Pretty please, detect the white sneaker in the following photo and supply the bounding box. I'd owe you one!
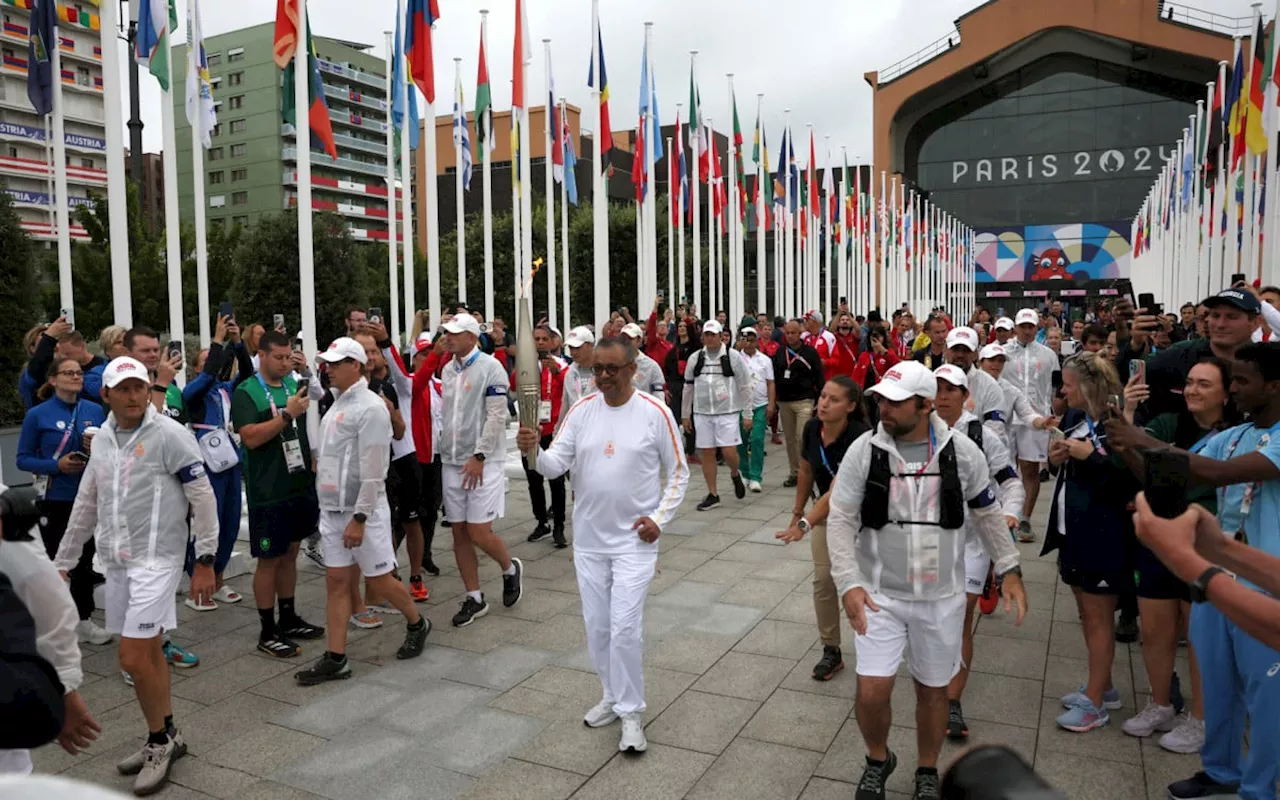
[583,698,618,728]
[75,619,113,645]
[212,586,243,604]
[619,713,647,753]
[1158,714,1206,754]
[1122,701,1177,737]
[748,480,762,493]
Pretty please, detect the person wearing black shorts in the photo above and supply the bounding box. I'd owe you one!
[231,331,325,657]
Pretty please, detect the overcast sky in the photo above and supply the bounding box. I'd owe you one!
[120,0,1263,167]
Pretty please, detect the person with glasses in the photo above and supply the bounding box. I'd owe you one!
[681,320,754,510]
[516,337,689,755]
[16,356,109,646]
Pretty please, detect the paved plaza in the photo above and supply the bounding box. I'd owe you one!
[32,437,1198,800]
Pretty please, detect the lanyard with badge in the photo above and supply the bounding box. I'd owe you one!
[1221,424,1271,544]
[902,428,941,585]
[783,347,808,381]
[539,362,554,424]
[1083,415,1108,456]
[259,374,305,473]
[34,401,81,498]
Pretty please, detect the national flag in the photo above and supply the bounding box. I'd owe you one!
[631,112,646,201]
[548,51,563,183]
[732,93,746,223]
[1227,42,1246,170]
[392,14,420,151]
[25,0,54,115]
[280,8,338,162]
[1206,75,1224,183]
[807,131,819,220]
[1247,14,1269,155]
[674,112,690,224]
[710,126,725,219]
[185,0,217,149]
[633,38,653,201]
[823,145,835,223]
[405,0,441,104]
[563,104,579,205]
[689,67,708,182]
[512,0,530,112]
[135,0,174,91]
[475,26,492,154]
[453,68,472,190]
[587,28,612,161]
[670,111,684,225]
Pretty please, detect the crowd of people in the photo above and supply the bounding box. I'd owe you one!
[2,281,1279,800]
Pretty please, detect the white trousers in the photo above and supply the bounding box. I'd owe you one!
[575,550,657,716]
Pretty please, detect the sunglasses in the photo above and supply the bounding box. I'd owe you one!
[591,362,633,376]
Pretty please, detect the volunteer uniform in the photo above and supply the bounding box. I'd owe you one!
[438,346,510,523]
[949,409,1024,595]
[738,344,774,485]
[681,335,753,450]
[1002,317,1057,463]
[562,361,598,410]
[531,390,688,719]
[621,323,666,397]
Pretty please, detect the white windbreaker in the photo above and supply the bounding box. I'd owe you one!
[953,410,1025,523]
[633,351,666,397]
[681,345,753,419]
[561,361,597,412]
[826,413,1020,602]
[437,347,510,466]
[55,406,217,572]
[1002,339,1057,417]
[965,366,1011,449]
[996,377,1043,438]
[0,537,83,694]
[316,377,392,517]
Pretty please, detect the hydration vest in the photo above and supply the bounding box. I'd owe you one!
[860,438,965,531]
[966,419,983,452]
[692,349,734,379]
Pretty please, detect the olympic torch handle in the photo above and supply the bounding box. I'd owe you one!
[515,296,541,470]
[518,386,541,469]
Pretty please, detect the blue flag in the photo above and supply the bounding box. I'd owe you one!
[564,121,579,206]
[27,0,55,116]
[392,14,420,150]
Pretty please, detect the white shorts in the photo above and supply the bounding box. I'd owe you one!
[442,460,507,525]
[104,566,181,640]
[853,591,967,687]
[694,413,742,449]
[963,537,991,596]
[319,501,398,577]
[1014,426,1049,463]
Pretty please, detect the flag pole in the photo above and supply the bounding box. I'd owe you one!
[421,5,438,329]
[783,109,792,316]
[51,7,72,316]
[454,57,467,305]
[543,39,557,328]
[591,0,608,330]
[560,96,571,326]
[644,23,657,314]
[397,0,415,335]
[480,9,494,322]
[518,40,533,326]
[512,87,523,325]
[824,134,832,317]
[188,0,210,347]
[295,0,316,365]
[384,29,401,346]
[676,102,685,308]
[727,73,737,325]
[707,114,717,319]
[667,134,674,304]
[690,51,701,318]
[755,94,765,316]
[161,30,184,381]
[100,0,131,327]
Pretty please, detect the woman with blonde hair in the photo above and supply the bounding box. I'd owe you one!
[97,325,128,359]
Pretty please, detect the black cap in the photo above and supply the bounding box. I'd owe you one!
[1203,288,1262,314]
[867,310,883,323]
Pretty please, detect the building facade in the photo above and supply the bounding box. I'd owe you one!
[0,0,106,242]
[172,22,405,242]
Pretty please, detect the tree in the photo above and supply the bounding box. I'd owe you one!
[0,193,41,424]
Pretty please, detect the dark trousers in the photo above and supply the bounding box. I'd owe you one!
[38,499,96,620]
[421,457,442,551]
[523,433,566,525]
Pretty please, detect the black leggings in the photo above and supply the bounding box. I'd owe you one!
[421,457,442,551]
[37,499,96,620]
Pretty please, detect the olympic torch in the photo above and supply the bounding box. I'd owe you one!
[515,290,541,470]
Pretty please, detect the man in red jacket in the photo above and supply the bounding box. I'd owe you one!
[801,310,839,377]
[514,326,569,547]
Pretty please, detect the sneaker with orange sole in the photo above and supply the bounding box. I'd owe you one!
[978,565,999,615]
[409,576,430,602]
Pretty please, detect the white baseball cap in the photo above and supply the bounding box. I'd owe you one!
[565,326,595,349]
[994,317,1014,331]
[442,313,482,336]
[412,332,434,355]
[102,357,149,389]
[318,336,368,365]
[934,364,969,390]
[739,326,758,337]
[620,323,644,340]
[979,343,1006,360]
[945,326,979,351]
[702,320,724,335]
[1015,309,1039,327]
[866,360,937,402]
[804,309,824,324]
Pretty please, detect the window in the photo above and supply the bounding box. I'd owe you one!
[79,158,92,168]
[230,119,246,134]
[227,48,244,63]
[232,191,248,205]
[209,195,226,208]
[228,95,243,110]
[209,171,224,184]
[211,123,221,138]
[210,76,221,88]
[209,147,224,161]
[7,146,19,158]
[231,168,247,181]
[228,72,243,86]
[230,143,246,158]
[77,67,90,86]
[232,215,249,227]
[207,53,221,67]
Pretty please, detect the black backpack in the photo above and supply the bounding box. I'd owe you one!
[692,349,734,379]
[860,439,965,531]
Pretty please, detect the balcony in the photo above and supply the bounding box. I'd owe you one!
[282,169,400,198]
[3,22,102,63]
[0,154,107,185]
[322,83,388,114]
[315,57,384,91]
[328,106,388,134]
[281,146,386,178]
[284,192,400,221]
[281,123,385,156]
[0,121,106,152]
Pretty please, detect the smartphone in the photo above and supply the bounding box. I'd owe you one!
[1129,359,1146,384]
[218,301,234,320]
[1109,393,1124,413]
[67,451,89,463]
[368,306,382,324]
[1231,273,1247,286]
[296,382,308,398]
[1060,339,1079,357]
[1049,427,1066,444]
[1142,448,1190,519]
[61,307,74,331]
[656,290,665,301]
[1137,293,1156,313]
[291,338,303,353]
[273,313,285,330]
[166,340,182,360]
[839,296,847,305]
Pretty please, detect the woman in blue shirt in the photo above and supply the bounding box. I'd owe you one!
[15,356,109,644]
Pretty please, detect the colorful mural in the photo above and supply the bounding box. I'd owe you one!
[973,221,1130,283]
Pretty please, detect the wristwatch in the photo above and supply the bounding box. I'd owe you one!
[195,554,215,567]
[996,565,1023,584]
[150,384,168,394]
[474,453,486,462]
[353,512,368,524]
[1188,566,1227,603]
[796,518,813,535]
[280,410,294,425]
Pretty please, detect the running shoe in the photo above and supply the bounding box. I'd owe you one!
[1166,771,1240,799]
[422,555,441,577]
[619,713,647,753]
[184,596,217,612]
[212,586,243,604]
[452,595,490,627]
[946,699,968,740]
[527,520,552,542]
[811,646,844,681]
[552,524,568,549]
[121,670,134,687]
[349,610,384,629]
[1115,612,1139,643]
[294,653,353,686]
[257,635,301,659]
[117,729,185,776]
[731,473,746,499]
[132,735,183,796]
[279,616,326,640]
[503,558,524,608]
[441,520,452,528]
[748,480,763,493]
[855,749,897,800]
[163,641,199,669]
[1123,702,1177,737]
[1056,698,1110,732]
[302,536,325,568]
[912,769,941,800]
[1158,715,1205,754]
[696,493,722,511]
[782,476,798,488]
[1016,520,1035,543]
[771,433,783,445]
[584,698,619,728]
[396,618,431,660]
[75,619,113,645]
[1061,685,1122,710]
[409,576,430,602]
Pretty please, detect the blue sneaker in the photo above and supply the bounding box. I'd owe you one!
[1057,699,1110,732]
[1061,685,1121,710]
[163,640,200,669]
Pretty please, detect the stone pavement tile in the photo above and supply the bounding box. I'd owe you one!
[273,678,410,738]
[65,694,202,758]
[489,686,590,724]
[1140,739,1201,800]
[203,722,328,778]
[458,758,585,800]
[655,546,715,573]
[734,619,818,659]
[573,744,716,800]
[271,727,474,800]
[1052,590,1083,622]
[644,666,700,718]
[691,651,798,702]
[648,579,727,607]
[415,708,550,777]
[973,606,1053,643]
[424,611,541,654]
[1131,652,1190,696]
[663,518,709,536]
[364,644,480,688]
[511,718,625,775]
[714,517,772,536]
[799,777,911,800]
[519,556,578,582]
[687,737,822,800]
[778,649,857,699]
[727,503,784,522]
[444,644,558,691]
[679,532,743,553]
[248,661,374,707]
[717,541,789,564]
[1034,697,1142,765]
[767,591,817,625]
[238,780,330,800]
[685,557,758,585]
[719,577,798,609]
[814,720,919,794]
[684,602,767,638]
[381,678,499,735]
[1048,619,1086,658]
[643,601,703,640]
[553,645,596,673]
[741,687,852,752]
[169,756,262,799]
[1019,558,1059,586]
[514,613,589,652]
[969,634,1047,681]
[644,630,739,674]
[174,624,293,673]
[76,667,151,714]
[1033,750,1145,800]
[1040,654,1134,707]
[957,671,1043,729]
[181,691,297,755]
[645,690,761,755]
[520,665,602,701]
[490,589,579,622]
[748,559,813,585]
[645,567,688,597]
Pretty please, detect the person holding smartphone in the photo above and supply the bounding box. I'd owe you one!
[15,356,109,646]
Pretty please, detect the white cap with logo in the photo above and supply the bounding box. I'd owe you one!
[934,364,969,390]
[1014,309,1039,327]
[945,326,979,351]
[318,336,368,365]
[442,313,482,336]
[979,343,1006,360]
[102,357,149,389]
[620,323,644,340]
[994,317,1014,331]
[701,319,724,335]
[565,326,596,348]
[866,360,937,402]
